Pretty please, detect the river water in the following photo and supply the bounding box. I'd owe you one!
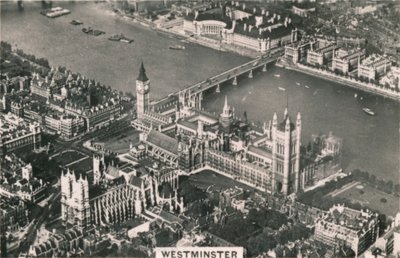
[1,1,398,181]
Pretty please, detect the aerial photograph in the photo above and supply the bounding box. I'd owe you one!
[0,0,399,257]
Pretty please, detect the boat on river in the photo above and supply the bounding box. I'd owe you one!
[278,87,286,91]
[70,20,83,25]
[169,45,185,50]
[41,7,70,18]
[82,27,105,36]
[363,108,375,116]
[108,34,134,43]
[274,74,280,78]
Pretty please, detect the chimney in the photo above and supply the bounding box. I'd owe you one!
[244,23,247,31]
[253,7,256,14]
[249,25,253,32]
[195,10,199,19]
[261,9,265,15]
[242,3,245,10]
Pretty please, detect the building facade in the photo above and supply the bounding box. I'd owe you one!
[332,48,366,74]
[314,204,379,256]
[0,112,41,157]
[358,54,392,81]
[183,3,298,53]
[61,155,182,230]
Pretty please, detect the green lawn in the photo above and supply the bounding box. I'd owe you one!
[189,170,255,192]
[98,129,140,154]
[334,183,400,216]
[53,150,87,166]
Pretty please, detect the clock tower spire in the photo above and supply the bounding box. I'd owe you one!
[136,61,150,119]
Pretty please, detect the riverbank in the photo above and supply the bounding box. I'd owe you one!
[279,60,400,102]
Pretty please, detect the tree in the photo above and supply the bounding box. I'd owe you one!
[178,180,206,203]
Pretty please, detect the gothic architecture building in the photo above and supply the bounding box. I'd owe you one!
[60,154,183,229]
[130,63,307,195]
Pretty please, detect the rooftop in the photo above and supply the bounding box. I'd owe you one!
[146,130,179,155]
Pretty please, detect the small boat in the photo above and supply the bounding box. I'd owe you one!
[82,27,105,36]
[354,93,358,98]
[363,108,375,116]
[120,37,133,43]
[70,20,83,25]
[305,85,310,89]
[274,74,280,78]
[109,34,133,43]
[278,87,286,91]
[169,45,185,50]
[82,27,93,34]
[296,82,300,86]
[108,34,122,41]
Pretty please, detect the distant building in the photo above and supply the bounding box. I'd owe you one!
[306,39,338,66]
[332,48,366,74]
[0,197,29,233]
[314,204,379,256]
[183,2,298,52]
[364,213,400,258]
[64,98,121,132]
[44,112,85,139]
[358,54,391,81]
[0,154,47,203]
[379,65,400,91]
[284,39,316,63]
[0,112,41,157]
[27,227,84,257]
[292,5,316,17]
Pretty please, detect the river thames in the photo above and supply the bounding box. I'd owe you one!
[1,1,398,181]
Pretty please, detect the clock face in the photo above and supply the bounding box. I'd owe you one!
[144,84,149,91]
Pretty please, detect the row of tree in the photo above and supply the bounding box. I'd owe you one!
[1,41,48,78]
[15,49,50,68]
[351,169,400,195]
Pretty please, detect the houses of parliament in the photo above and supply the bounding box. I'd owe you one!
[60,62,318,229]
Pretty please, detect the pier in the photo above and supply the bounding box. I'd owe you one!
[177,51,282,109]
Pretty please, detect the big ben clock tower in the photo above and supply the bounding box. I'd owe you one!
[136,62,150,119]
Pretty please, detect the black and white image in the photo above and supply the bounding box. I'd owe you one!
[0,0,399,257]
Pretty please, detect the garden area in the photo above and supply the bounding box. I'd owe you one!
[333,182,399,216]
[95,127,139,154]
[52,150,88,167]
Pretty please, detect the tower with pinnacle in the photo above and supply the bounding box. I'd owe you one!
[136,62,150,119]
[271,108,301,195]
[219,96,234,130]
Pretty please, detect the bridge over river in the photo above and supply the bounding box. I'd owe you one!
[176,50,283,109]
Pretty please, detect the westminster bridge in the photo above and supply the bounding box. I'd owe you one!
[176,49,283,110]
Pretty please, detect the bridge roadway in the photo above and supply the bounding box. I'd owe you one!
[177,50,283,99]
